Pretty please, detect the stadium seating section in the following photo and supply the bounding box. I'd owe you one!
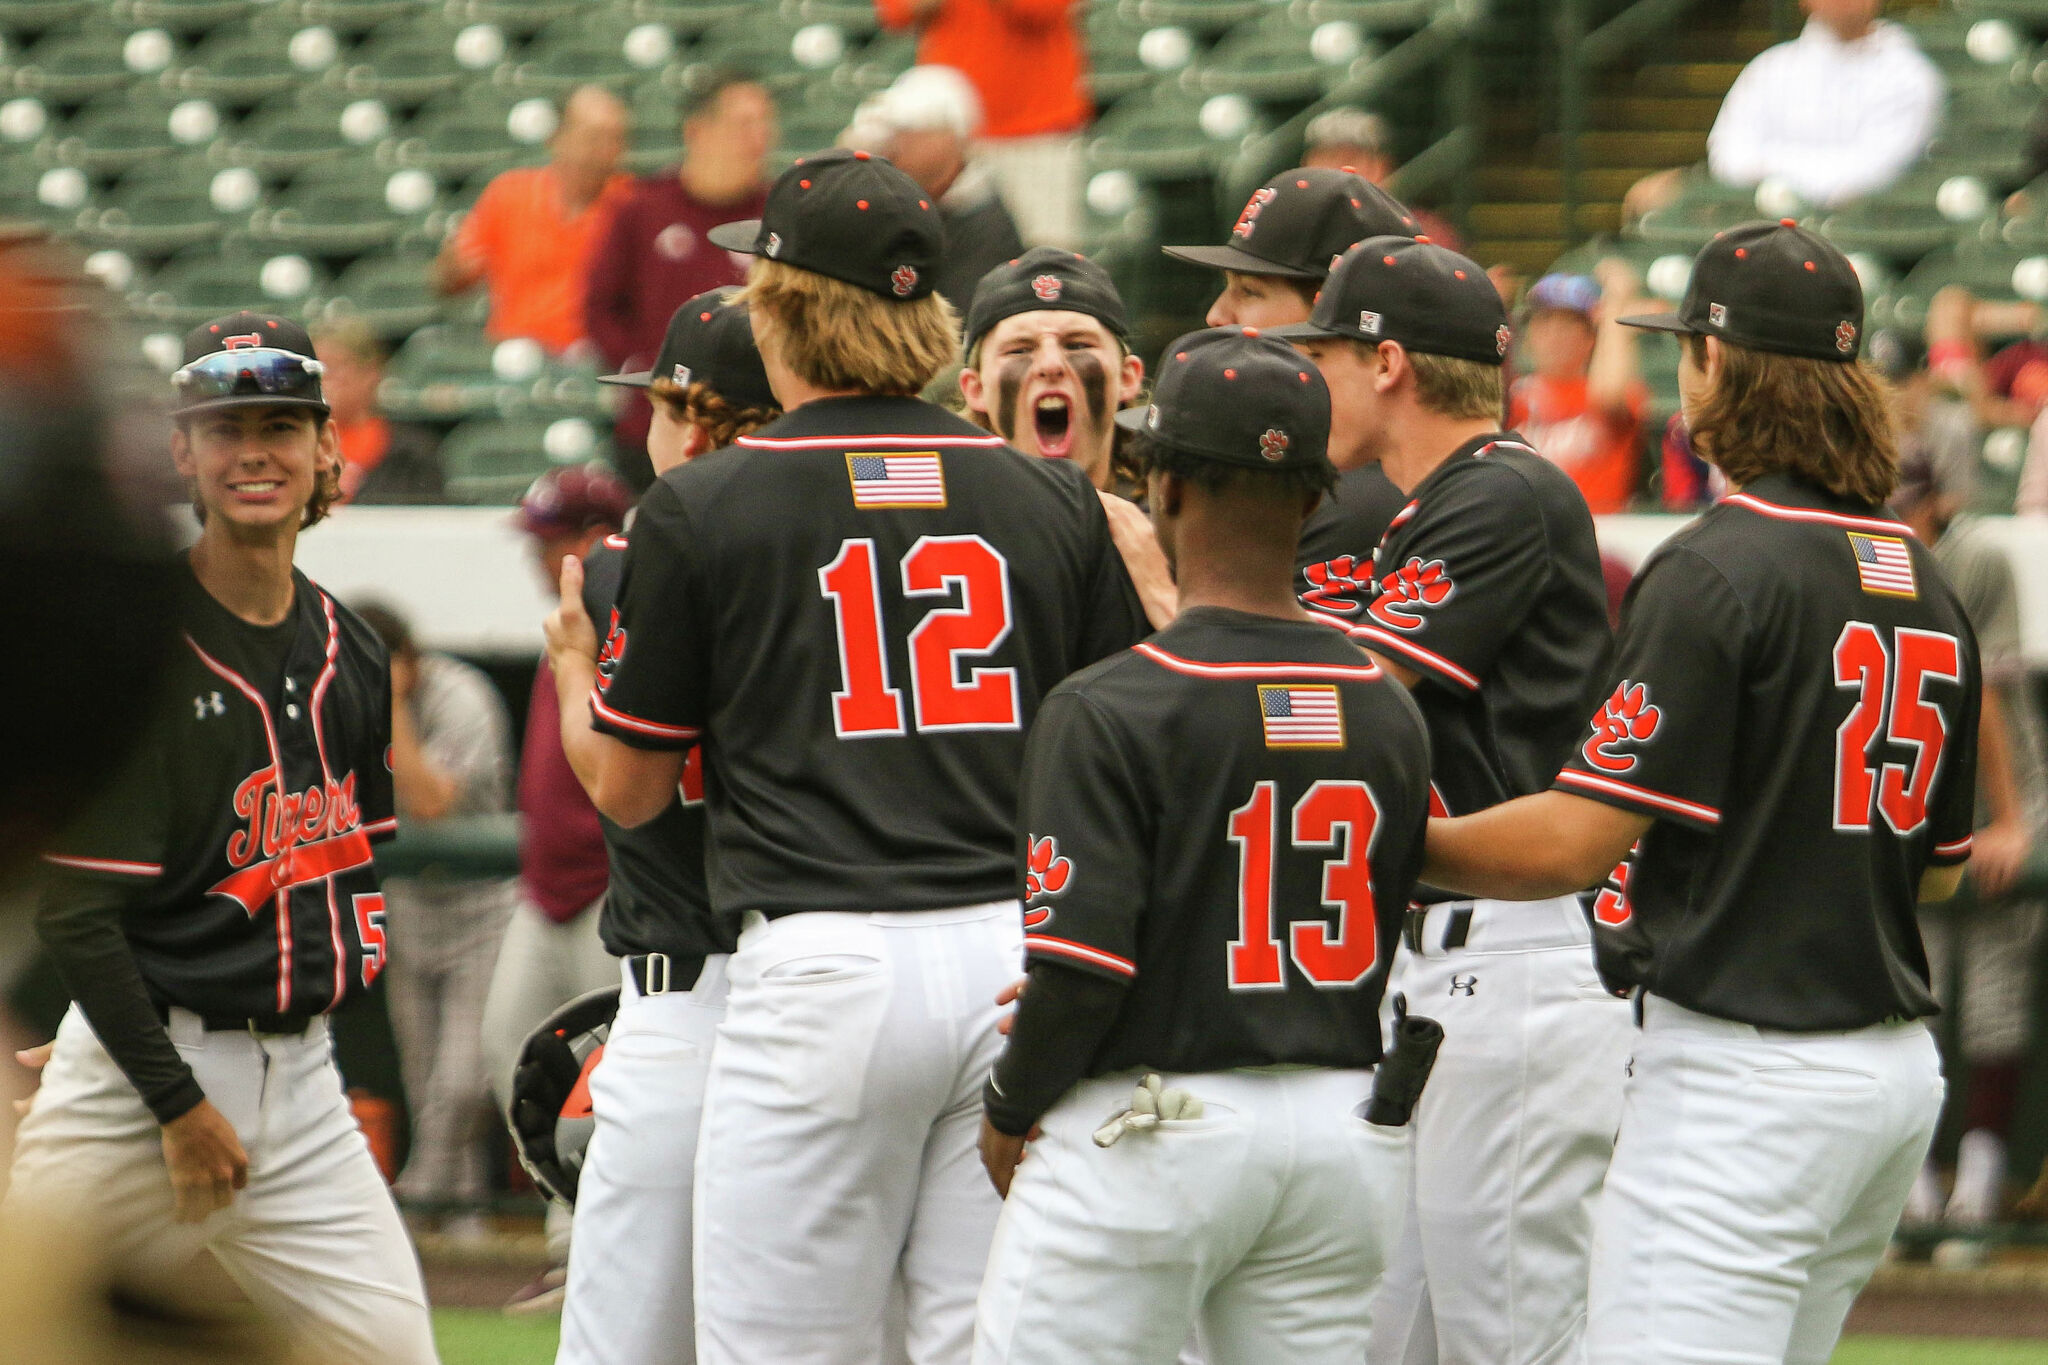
[1,0,2042,507]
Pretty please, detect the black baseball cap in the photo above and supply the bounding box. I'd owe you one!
[1113,326,1331,472]
[1162,168,1418,281]
[599,286,775,409]
[707,148,941,302]
[1267,236,1511,365]
[962,247,1130,355]
[172,311,328,417]
[1620,219,1865,363]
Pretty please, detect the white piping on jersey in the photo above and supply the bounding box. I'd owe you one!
[588,689,701,743]
[187,632,295,1014]
[1343,624,1482,691]
[735,433,1008,450]
[1556,768,1722,826]
[1131,641,1384,683]
[1025,933,1137,977]
[43,854,163,877]
[1721,493,1917,538]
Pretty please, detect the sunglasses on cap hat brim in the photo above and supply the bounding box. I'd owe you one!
[171,347,329,414]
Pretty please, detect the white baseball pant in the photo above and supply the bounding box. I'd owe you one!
[2,1004,436,1365]
[975,1066,1409,1365]
[692,902,1021,1365]
[557,953,729,1365]
[1584,994,1944,1365]
[1367,895,1632,1365]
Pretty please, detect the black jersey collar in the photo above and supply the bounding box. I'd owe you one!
[1410,429,1529,499]
[1722,473,1911,536]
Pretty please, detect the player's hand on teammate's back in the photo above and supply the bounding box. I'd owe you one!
[544,556,601,668]
[1097,492,1177,631]
[161,1099,249,1222]
[1969,819,2030,900]
[979,1115,1036,1199]
[994,975,1027,1036]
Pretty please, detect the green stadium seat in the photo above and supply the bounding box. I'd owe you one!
[1086,7,1191,105]
[0,2,97,34]
[1299,0,1441,27]
[838,29,914,93]
[328,17,487,103]
[626,0,756,37]
[226,94,385,175]
[250,166,434,254]
[390,98,542,181]
[4,28,150,100]
[166,28,302,102]
[444,0,574,37]
[774,80,862,163]
[440,417,593,503]
[120,0,259,34]
[1959,0,2048,37]
[1085,85,1269,181]
[1119,0,1264,37]
[53,95,224,175]
[380,322,507,421]
[780,0,881,39]
[505,30,646,96]
[1194,11,1380,102]
[288,0,431,37]
[316,249,441,338]
[74,173,249,253]
[0,157,90,230]
[135,245,328,329]
[691,16,842,94]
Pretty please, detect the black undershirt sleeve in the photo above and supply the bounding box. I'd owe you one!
[37,877,204,1125]
[983,960,1128,1137]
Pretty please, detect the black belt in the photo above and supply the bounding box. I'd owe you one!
[1402,904,1474,955]
[626,952,705,997]
[156,1002,314,1036]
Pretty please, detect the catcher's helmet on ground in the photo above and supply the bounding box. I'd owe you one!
[509,986,619,1207]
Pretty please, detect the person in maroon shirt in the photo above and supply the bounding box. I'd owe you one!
[585,70,775,489]
[478,462,632,1313]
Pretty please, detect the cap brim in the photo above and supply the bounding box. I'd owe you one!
[597,370,653,388]
[1113,407,1149,435]
[707,220,762,253]
[1617,310,1697,335]
[1262,320,1346,341]
[1160,243,1322,279]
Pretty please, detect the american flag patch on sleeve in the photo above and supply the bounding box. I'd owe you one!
[846,453,946,509]
[1847,532,1916,599]
[1259,684,1345,748]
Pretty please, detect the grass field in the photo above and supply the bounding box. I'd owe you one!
[429,1312,2048,1364]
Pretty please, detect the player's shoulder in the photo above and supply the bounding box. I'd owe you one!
[1420,434,1577,516]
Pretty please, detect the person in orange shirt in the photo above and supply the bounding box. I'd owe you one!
[1508,264,1650,515]
[873,0,1090,247]
[434,85,633,356]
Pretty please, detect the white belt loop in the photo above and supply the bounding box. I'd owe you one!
[644,951,671,996]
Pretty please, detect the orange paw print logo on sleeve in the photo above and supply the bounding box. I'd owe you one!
[1583,681,1662,774]
[595,609,627,694]
[1300,555,1375,616]
[1023,834,1072,928]
[1366,557,1456,632]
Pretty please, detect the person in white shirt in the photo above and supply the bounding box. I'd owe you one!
[1626,0,1941,219]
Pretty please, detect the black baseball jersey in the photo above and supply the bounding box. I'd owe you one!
[581,535,738,963]
[43,558,397,1018]
[1556,474,1981,1030]
[1348,434,1612,822]
[1296,463,1407,621]
[1016,607,1433,1072]
[592,395,1149,917]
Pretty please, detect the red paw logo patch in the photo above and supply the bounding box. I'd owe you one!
[1367,557,1456,632]
[1023,834,1072,928]
[595,610,627,694]
[1583,681,1661,774]
[1300,555,1375,617]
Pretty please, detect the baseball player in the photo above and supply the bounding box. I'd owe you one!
[1161,168,1418,628]
[543,287,780,1365]
[1421,220,1981,1365]
[957,247,1173,626]
[974,326,1435,1364]
[555,148,1149,1364]
[1270,239,1624,1365]
[4,311,435,1364]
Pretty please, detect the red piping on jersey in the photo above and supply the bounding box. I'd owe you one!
[1131,641,1383,682]
[1556,769,1722,826]
[42,854,163,877]
[188,634,295,1013]
[1025,934,1137,977]
[588,689,701,742]
[1721,494,1917,538]
[735,433,1008,450]
[603,533,629,550]
[308,594,349,1013]
[1934,834,1974,857]
[1343,625,1481,691]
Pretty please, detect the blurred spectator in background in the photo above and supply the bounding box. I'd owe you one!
[354,603,514,1243]
[434,86,633,356]
[876,0,1089,247]
[1892,448,2044,1238]
[586,70,773,490]
[1301,106,1463,251]
[1624,0,1941,220]
[1507,264,1649,514]
[1871,326,1979,503]
[1925,286,2048,432]
[480,464,632,1313]
[311,318,444,505]
[1656,416,1719,511]
[844,66,1024,313]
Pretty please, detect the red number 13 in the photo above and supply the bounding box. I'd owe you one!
[1227,780,1382,990]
